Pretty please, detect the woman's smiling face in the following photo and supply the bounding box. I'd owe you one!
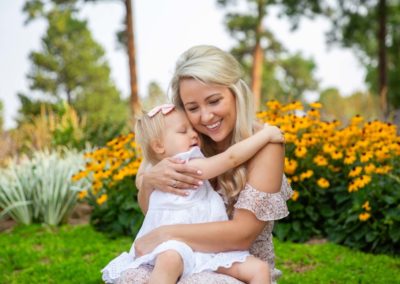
[179,78,237,149]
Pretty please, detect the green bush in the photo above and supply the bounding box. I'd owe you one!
[258,101,400,255]
[73,133,143,237]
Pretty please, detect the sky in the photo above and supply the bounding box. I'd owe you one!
[0,0,366,129]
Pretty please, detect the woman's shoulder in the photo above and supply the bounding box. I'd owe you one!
[247,143,285,194]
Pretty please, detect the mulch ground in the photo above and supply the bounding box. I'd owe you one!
[0,203,92,233]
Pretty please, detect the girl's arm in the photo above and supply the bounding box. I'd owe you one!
[134,143,284,255]
[188,125,283,180]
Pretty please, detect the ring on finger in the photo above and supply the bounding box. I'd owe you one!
[171,180,178,188]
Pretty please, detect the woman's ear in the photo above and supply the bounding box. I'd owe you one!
[150,139,165,155]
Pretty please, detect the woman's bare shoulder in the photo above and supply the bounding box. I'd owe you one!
[247,143,284,194]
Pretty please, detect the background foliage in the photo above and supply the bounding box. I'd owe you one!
[257,101,400,255]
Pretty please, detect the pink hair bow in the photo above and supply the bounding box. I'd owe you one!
[147,103,175,117]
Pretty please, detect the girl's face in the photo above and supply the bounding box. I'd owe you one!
[179,78,237,150]
[160,110,200,157]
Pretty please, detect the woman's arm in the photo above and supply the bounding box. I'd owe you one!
[134,143,285,255]
[136,158,203,214]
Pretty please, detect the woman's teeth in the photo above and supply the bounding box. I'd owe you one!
[206,121,221,130]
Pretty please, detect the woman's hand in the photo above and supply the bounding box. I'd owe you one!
[144,157,203,196]
[263,124,285,144]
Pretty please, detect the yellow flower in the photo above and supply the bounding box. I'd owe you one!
[344,155,356,165]
[360,152,373,163]
[291,190,299,201]
[317,178,330,189]
[351,115,364,125]
[266,100,281,111]
[362,201,371,211]
[71,170,88,182]
[348,166,362,178]
[364,163,376,174]
[284,158,298,175]
[348,181,359,193]
[359,212,371,222]
[330,150,343,160]
[375,165,392,174]
[78,190,88,200]
[309,102,322,109]
[313,155,328,167]
[96,194,108,206]
[323,144,336,154]
[300,170,314,181]
[295,146,307,158]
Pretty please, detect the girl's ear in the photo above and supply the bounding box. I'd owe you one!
[150,139,165,155]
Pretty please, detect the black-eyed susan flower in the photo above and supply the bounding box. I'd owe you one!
[360,151,373,163]
[300,170,314,181]
[364,163,376,174]
[313,155,328,167]
[309,102,322,109]
[348,166,363,178]
[331,150,343,160]
[362,201,371,211]
[291,190,299,201]
[359,212,371,222]
[284,158,298,175]
[344,154,356,165]
[317,178,330,189]
[96,194,108,205]
[295,146,307,158]
[78,190,88,200]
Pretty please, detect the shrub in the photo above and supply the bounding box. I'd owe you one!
[72,133,144,237]
[0,149,88,225]
[258,101,400,254]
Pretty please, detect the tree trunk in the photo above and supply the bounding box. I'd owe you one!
[125,0,140,126]
[251,0,265,112]
[378,0,388,119]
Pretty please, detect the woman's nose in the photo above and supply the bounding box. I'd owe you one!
[200,108,214,123]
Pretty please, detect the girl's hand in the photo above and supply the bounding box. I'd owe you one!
[263,124,285,144]
[144,157,203,196]
[134,227,166,257]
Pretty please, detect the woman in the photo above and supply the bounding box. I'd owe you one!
[120,45,292,284]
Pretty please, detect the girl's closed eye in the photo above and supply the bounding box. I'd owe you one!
[177,127,187,134]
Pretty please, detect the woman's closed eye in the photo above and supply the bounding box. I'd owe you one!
[209,98,221,105]
[186,106,198,112]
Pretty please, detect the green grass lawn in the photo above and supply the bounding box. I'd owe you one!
[0,225,399,284]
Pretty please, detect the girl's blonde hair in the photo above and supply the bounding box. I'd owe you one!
[135,111,168,165]
[170,45,255,213]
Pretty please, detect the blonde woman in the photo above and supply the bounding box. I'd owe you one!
[121,45,293,284]
[102,104,283,283]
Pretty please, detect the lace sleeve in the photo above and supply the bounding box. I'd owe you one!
[234,175,293,221]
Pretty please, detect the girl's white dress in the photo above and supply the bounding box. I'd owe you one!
[102,147,250,283]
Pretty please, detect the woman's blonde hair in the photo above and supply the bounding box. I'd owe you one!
[170,45,255,213]
[135,111,168,165]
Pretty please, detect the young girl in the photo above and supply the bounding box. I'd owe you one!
[101,103,284,284]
